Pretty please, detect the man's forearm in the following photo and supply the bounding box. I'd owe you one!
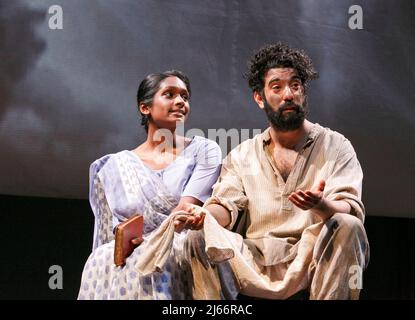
[205,203,232,228]
[311,199,351,221]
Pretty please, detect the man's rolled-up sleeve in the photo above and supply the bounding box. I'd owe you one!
[203,152,249,230]
[324,138,366,222]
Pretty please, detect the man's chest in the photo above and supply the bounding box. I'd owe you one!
[272,147,299,182]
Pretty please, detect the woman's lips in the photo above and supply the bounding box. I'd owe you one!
[170,111,185,117]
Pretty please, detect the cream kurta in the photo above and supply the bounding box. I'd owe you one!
[206,123,364,259]
[196,123,369,299]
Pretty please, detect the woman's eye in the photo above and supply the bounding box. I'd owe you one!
[164,92,173,98]
[181,95,189,101]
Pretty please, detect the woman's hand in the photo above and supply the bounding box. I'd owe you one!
[173,203,205,233]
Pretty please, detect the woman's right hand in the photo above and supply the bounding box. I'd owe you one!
[173,203,205,233]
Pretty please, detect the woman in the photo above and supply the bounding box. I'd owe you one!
[78,70,222,299]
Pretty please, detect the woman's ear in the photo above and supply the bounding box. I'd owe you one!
[139,103,150,115]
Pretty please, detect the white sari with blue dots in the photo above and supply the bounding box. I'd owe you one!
[78,138,222,300]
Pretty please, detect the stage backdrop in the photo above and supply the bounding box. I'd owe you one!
[1,0,414,218]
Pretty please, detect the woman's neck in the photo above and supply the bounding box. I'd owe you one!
[145,125,182,151]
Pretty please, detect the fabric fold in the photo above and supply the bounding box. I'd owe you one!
[135,211,186,275]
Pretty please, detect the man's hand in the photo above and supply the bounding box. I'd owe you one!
[173,203,205,233]
[288,180,325,211]
[288,180,352,220]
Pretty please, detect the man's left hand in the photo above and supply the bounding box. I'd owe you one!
[288,180,325,210]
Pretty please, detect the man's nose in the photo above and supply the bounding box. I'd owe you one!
[282,86,294,101]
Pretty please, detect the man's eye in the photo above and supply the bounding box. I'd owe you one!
[181,94,189,101]
[272,86,281,90]
[164,92,173,98]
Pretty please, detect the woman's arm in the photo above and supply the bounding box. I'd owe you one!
[173,196,203,212]
[173,139,223,232]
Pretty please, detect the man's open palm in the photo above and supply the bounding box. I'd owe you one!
[288,180,326,210]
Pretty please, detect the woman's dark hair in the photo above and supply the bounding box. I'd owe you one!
[137,70,191,132]
[246,42,318,93]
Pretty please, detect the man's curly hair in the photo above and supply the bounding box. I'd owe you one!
[246,42,318,93]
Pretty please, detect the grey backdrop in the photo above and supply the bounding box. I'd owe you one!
[1,0,414,218]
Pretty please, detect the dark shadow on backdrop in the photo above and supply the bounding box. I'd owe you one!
[0,0,414,220]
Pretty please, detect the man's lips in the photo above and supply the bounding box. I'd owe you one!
[280,103,300,112]
[282,106,297,112]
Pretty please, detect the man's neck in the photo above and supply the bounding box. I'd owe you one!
[269,120,313,150]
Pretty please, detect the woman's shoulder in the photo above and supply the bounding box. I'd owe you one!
[191,135,221,152]
[189,136,222,164]
[90,150,133,176]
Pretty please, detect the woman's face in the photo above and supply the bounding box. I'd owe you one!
[142,76,190,131]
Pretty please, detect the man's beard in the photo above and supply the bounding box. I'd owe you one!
[263,97,307,131]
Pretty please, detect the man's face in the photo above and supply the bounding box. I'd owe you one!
[256,68,307,131]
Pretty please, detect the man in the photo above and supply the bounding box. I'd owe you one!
[176,42,370,300]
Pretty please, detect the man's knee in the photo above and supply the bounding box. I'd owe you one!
[329,213,369,265]
[330,213,365,236]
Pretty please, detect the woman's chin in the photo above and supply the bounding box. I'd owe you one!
[171,116,187,125]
